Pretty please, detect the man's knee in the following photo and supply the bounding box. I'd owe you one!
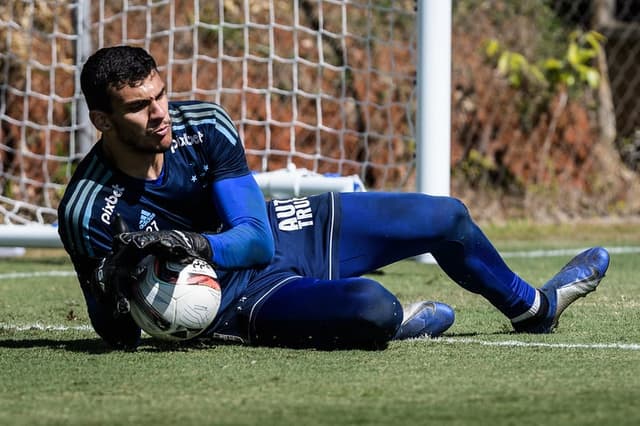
[341,278,403,342]
[415,194,472,238]
[250,276,402,349]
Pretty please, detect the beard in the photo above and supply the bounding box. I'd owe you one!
[114,120,173,154]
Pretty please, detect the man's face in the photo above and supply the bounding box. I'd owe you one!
[104,70,172,153]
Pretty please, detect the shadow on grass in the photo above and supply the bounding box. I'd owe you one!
[1,332,517,354]
[0,337,115,353]
[0,335,243,353]
[0,335,392,353]
[446,331,514,338]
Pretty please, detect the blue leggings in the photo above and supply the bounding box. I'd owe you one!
[251,192,536,347]
[337,192,536,313]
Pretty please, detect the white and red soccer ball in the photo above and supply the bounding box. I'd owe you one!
[129,255,221,341]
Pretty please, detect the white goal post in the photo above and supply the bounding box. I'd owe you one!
[0,0,450,248]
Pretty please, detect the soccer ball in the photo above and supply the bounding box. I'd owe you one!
[129,255,222,342]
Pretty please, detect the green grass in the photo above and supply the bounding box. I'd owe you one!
[1,223,640,425]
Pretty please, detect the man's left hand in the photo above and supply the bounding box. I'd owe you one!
[114,230,213,263]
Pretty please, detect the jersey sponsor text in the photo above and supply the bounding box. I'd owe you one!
[100,184,125,225]
[273,198,314,231]
[170,130,204,154]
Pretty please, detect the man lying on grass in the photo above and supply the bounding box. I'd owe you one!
[58,45,610,350]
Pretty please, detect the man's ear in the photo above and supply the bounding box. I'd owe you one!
[89,110,112,133]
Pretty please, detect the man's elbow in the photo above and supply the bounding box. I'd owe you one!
[253,230,275,264]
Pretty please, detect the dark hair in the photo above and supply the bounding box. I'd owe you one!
[80,45,158,112]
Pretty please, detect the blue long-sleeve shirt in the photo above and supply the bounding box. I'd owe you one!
[58,101,274,348]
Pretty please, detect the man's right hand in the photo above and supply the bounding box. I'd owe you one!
[89,243,143,317]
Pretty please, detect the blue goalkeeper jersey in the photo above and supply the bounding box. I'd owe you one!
[58,100,271,347]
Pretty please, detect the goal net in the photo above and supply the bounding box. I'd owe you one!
[0,0,420,242]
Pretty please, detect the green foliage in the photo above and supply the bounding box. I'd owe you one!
[484,30,605,93]
[618,133,640,172]
[455,148,497,181]
[481,29,606,190]
[3,181,13,199]
[50,157,72,186]
[453,149,523,191]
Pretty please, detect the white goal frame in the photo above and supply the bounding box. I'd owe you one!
[0,0,450,248]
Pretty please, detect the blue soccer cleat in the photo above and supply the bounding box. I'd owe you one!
[513,246,610,333]
[394,301,455,340]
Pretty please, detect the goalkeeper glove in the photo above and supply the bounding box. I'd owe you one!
[113,230,213,264]
[90,244,142,317]
[89,228,212,318]
[88,214,140,317]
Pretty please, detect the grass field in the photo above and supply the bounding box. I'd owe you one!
[1,222,639,425]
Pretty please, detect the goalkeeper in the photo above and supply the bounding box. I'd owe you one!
[58,45,610,350]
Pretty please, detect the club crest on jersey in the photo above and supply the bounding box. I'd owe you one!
[170,130,204,154]
[100,184,125,226]
[273,198,314,231]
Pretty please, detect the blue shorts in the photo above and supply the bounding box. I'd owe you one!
[206,192,342,342]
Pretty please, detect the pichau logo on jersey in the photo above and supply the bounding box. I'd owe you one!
[170,131,205,154]
[273,198,314,231]
[100,184,125,225]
